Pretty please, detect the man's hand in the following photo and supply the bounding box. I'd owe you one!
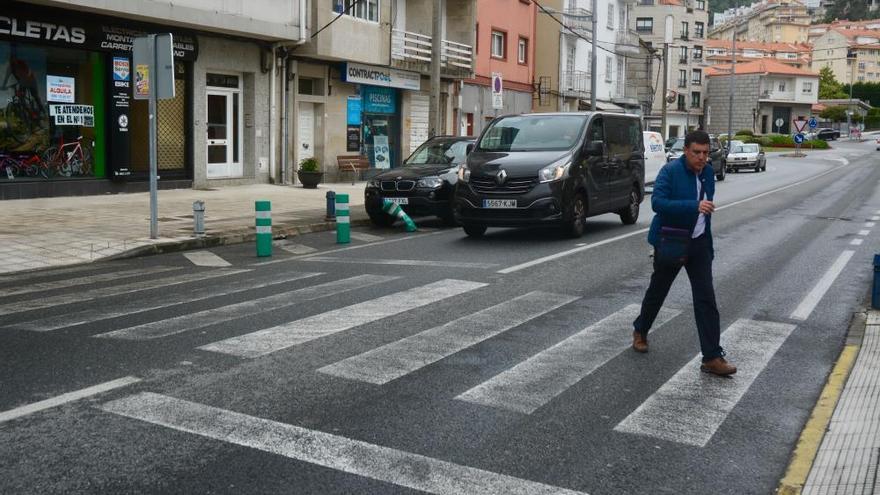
[698,200,715,215]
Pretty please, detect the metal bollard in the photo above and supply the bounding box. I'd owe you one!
[192,200,205,237]
[873,255,880,309]
[336,193,350,244]
[255,200,272,257]
[325,190,336,221]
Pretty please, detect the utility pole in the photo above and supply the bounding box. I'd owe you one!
[429,0,443,137]
[661,15,672,139]
[590,0,597,111]
[848,50,854,140]
[726,25,736,146]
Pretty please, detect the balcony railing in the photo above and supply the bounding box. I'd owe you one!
[562,8,592,36]
[615,29,641,55]
[679,56,688,64]
[677,80,687,88]
[561,70,591,96]
[391,29,473,73]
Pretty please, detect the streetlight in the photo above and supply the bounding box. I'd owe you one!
[847,48,855,140]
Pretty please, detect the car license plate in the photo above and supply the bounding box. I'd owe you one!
[483,199,517,208]
[386,197,408,205]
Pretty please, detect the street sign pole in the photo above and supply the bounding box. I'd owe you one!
[148,35,159,239]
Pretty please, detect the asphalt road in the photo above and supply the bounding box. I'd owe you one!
[1,140,878,494]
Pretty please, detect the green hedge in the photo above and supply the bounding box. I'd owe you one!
[737,129,755,137]
[732,135,830,149]
[865,115,880,130]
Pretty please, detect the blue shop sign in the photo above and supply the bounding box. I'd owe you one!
[347,96,362,125]
[362,86,397,114]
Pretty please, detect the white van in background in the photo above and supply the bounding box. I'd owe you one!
[643,131,666,188]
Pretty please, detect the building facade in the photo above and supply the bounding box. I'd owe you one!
[709,0,810,44]
[811,29,880,86]
[703,40,812,69]
[631,0,710,139]
[705,58,817,135]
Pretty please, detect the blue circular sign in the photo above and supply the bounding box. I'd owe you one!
[794,133,805,144]
[808,117,817,129]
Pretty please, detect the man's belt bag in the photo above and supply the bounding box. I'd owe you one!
[656,226,692,266]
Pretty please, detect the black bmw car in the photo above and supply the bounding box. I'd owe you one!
[364,136,476,226]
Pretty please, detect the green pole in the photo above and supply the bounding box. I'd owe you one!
[336,193,350,244]
[255,200,272,256]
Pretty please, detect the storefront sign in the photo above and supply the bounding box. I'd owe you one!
[46,75,74,103]
[343,62,420,91]
[108,59,131,178]
[49,104,94,126]
[113,57,130,87]
[134,64,150,98]
[347,96,362,125]
[373,135,390,169]
[346,125,361,152]
[362,86,397,114]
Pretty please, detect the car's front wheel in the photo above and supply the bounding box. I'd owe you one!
[564,193,587,238]
[619,187,640,225]
[462,223,487,238]
[716,163,726,181]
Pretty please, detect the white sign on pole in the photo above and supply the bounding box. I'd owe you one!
[491,73,503,110]
[373,135,390,169]
[793,119,807,133]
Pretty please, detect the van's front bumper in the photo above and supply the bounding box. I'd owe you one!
[453,181,566,226]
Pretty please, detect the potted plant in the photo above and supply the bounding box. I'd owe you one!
[297,157,323,189]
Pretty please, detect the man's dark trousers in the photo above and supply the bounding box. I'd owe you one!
[633,233,724,361]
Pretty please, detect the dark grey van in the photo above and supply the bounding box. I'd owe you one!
[454,112,645,237]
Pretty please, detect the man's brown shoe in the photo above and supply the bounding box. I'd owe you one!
[700,357,737,376]
[632,331,648,353]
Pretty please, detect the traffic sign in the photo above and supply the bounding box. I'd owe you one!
[793,119,807,133]
[775,118,784,128]
[491,72,503,110]
[808,117,818,129]
[794,133,805,144]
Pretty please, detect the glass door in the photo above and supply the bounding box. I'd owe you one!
[206,90,241,178]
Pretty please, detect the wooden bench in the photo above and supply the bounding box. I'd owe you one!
[336,155,371,184]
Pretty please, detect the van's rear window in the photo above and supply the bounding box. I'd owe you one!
[478,115,588,152]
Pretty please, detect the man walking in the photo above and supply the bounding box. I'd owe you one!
[632,130,736,376]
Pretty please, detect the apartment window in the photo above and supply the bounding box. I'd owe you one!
[518,37,528,64]
[692,68,702,85]
[678,69,687,88]
[605,56,613,82]
[491,30,506,59]
[695,22,704,38]
[691,91,701,108]
[640,0,654,4]
[802,81,813,93]
[778,81,786,92]
[636,17,653,33]
[475,23,479,54]
[333,0,379,22]
[607,3,615,29]
[619,8,626,34]
[693,45,703,60]
[696,0,705,9]
[677,94,686,111]
[681,21,689,40]
[566,45,575,72]
[679,46,688,63]
[859,62,867,71]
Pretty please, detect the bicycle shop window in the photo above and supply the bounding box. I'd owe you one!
[0,42,99,180]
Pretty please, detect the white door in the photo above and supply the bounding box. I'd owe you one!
[409,94,429,154]
[298,102,315,163]
[206,90,242,178]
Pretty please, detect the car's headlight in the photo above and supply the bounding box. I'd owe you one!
[538,158,571,183]
[457,164,471,182]
[416,176,443,189]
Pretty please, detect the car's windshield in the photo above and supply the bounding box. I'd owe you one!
[478,115,588,151]
[670,139,685,152]
[405,140,471,165]
[734,144,759,153]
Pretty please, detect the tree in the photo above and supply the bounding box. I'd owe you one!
[820,106,848,122]
[824,0,878,22]
[819,67,848,99]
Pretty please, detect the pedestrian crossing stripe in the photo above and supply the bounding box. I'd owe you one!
[614,319,796,447]
[455,305,680,415]
[197,279,487,359]
[0,266,179,298]
[99,392,588,495]
[302,256,498,269]
[318,291,579,385]
[183,251,231,267]
[94,275,399,340]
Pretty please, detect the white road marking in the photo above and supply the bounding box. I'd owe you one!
[614,319,796,447]
[858,230,871,236]
[830,158,849,165]
[198,279,487,358]
[851,238,864,246]
[790,250,855,321]
[456,305,679,414]
[865,222,876,228]
[13,272,322,332]
[0,376,140,424]
[258,230,450,267]
[0,269,250,317]
[95,275,398,340]
[279,243,317,255]
[499,163,850,274]
[318,291,579,385]
[0,264,103,285]
[328,231,384,242]
[183,251,231,267]
[0,266,178,297]
[99,392,587,495]
[872,216,880,221]
[303,256,498,269]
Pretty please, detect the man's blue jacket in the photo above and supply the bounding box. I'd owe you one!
[648,155,715,254]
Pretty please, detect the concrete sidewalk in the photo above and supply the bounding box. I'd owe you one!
[0,182,370,275]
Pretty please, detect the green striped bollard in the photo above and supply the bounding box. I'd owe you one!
[255,200,272,257]
[382,198,417,232]
[336,193,350,244]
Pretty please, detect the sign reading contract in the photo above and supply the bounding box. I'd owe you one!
[49,104,94,126]
[343,62,420,91]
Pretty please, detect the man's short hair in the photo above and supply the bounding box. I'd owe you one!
[685,130,710,148]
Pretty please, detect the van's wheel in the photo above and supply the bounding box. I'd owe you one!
[619,187,640,225]
[716,162,726,181]
[462,223,487,238]
[564,193,587,238]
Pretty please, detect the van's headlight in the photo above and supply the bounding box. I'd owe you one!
[457,164,471,182]
[538,158,571,183]
[416,176,443,189]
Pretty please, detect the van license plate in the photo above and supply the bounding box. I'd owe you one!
[483,199,517,208]
[386,197,408,205]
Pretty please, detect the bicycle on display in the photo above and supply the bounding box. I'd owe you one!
[0,152,52,179]
[42,135,93,177]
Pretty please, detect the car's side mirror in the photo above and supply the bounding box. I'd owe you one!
[584,140,603,156]
[466,143,475,154]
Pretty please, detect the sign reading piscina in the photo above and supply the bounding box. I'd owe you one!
[343,62,420,91]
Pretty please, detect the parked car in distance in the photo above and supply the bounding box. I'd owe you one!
[666,138,684,162]
[726,139,745,151]
[664,136,678,152]
[709,135,726,182]
[364,135,475,226]
[454,112,645,238]
[726,143,766,172]
[813,128,840,141]
[643,131,666,187]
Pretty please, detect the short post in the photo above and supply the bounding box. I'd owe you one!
[255,200,272,257]
[192,200,205,237]
[336,193,350,244]
[873,254,880,309]
[325,190,336,221]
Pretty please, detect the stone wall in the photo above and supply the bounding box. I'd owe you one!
[705,73,761,135]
